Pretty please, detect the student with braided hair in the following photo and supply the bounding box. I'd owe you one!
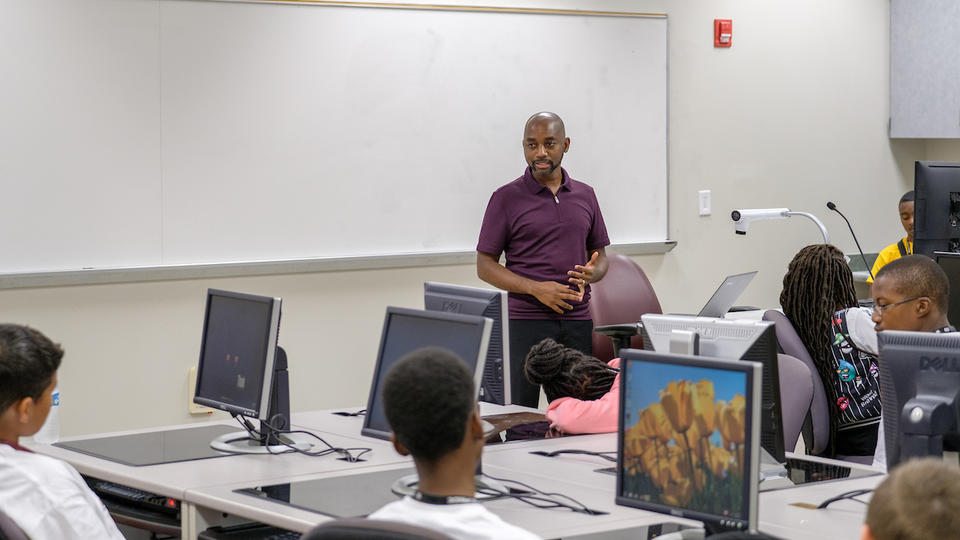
[524,338,619,434]
[779,244,865,457]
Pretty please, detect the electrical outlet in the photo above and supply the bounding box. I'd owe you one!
[188,366,214,415]
[698,190,712,216]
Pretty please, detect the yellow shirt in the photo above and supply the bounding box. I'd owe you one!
[867,237,912,283]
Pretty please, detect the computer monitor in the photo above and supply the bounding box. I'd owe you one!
[640,314,786,463]
[616,348,761,535]
[935,252,960,328]
[362,306,492,440]
[914,161,960,257]
[424,282,511,405]
[877,330,960,469]
[193,289,305,454]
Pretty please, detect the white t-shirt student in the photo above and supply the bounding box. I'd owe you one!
[369,495,541,540]
[0,442,125,540]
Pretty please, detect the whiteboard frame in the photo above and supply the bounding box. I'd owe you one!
[0,241,676,289]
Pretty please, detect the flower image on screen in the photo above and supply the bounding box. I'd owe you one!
[620,362,748,519]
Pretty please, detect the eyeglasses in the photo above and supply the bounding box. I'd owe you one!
[873,296,927,316]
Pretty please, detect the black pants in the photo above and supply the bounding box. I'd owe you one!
[509,319,594,407]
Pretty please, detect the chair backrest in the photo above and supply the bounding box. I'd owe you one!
[762,310,829,455]
[589,254,662,361]
[777,353,814,452]
[0,508,29,540]
[301,518,456,540]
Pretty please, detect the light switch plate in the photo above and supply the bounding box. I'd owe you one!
[698,190,712,216]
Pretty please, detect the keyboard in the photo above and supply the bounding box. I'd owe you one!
[85,477,180,517]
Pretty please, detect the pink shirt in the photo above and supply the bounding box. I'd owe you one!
[544,358,620,434]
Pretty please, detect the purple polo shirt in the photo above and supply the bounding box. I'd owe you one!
[477,167,610,320]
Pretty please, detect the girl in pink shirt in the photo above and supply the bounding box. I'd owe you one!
[524,339,620,434]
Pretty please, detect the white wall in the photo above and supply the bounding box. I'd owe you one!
[1,0,930,437]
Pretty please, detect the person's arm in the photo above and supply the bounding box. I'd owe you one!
[845,307,879,355]
[476,251,582,314]
[544,359,621,434]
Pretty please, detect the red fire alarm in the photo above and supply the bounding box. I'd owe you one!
[714,19,732,47]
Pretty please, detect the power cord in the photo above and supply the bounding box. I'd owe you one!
[529,449,617,462]
[817,488,873,509]
[230,414,372,462]
[478,472,607,515]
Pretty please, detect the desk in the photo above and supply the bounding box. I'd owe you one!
[27,406,880,539]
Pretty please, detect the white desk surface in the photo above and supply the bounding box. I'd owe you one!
[27,407,882,539]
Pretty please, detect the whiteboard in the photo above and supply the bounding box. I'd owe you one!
[0,0,667,273]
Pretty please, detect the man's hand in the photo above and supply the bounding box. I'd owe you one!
[567,251,600,296]
[531,281,582,314]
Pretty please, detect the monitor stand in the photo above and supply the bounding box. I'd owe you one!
[209,347,311,455]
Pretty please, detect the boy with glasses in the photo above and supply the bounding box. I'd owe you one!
[829,255,953,460]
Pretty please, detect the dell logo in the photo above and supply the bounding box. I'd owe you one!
[919,356,960,372]
[440,300,462,313]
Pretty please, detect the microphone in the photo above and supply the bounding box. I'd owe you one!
[827,201,874,281]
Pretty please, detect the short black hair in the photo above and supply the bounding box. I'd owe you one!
[382,347,475,463]
[875,255,949,312]
[900,190,915,205]
[0,324,64,412]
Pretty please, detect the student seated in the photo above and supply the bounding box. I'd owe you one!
[867,190,914,283]
[780,244,864,457]
[368,347,540,540]
[861,458,960,540]
[0,324,125,539]
[523,338,619,434]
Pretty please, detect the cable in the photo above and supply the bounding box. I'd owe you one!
[528,449,617,462]
[817,488,873,509]
[479,472,607,515]
[331,409,366,417]
[229,414,372,462]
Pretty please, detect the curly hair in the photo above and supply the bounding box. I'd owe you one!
[524,338,617,403]
[779,244,857,456]
[382,347,475,463]
[0,324,64,413]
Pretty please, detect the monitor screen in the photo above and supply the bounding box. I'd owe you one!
[616,349,761,534]
[936,252,960,329]
[914,161,960,257]
[424,282,510,405]
[194,289,281,419]
[640,314,785,463]
[878,330,960,469]
[362,307,492,440]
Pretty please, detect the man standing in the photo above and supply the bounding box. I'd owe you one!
[477,112,609,407]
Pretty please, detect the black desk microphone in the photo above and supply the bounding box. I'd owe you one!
[827,201,874,281]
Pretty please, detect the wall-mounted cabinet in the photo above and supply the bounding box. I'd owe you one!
[890,0,960,138]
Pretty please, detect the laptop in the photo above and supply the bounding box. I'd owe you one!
[697,271,758,318]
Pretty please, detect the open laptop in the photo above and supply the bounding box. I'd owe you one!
[697,271,758,318]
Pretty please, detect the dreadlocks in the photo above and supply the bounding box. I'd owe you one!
[779,244,858,457]
[524,338,617,403]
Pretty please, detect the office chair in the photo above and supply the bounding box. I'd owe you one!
[300,518,455,540]
[762,310,830,456]
[0,508,28,540]
[777,353,814,453]
[590,254,662,361]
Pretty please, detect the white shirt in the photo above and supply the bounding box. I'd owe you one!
[369,496,541,540]
[0,443,125,540]
[842,308,888,470]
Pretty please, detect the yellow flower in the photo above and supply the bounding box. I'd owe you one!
[662,477,693,507]
[709,446,732,477]
[660,380,695,434]
[640,402,674,443]
[719,394,746,445]
[692,379,716,436]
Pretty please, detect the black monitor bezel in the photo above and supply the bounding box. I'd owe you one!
[361,306,491,441]
[914,161,960,257]
[193,288,281,420]
[615,348,761,534]
[423,281,511,405]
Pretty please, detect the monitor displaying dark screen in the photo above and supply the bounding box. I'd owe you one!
[362,307,492,440]
[936,252,960,328]
[194,289,280,419]
[617,349,761,534]
[914,161,960,257]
